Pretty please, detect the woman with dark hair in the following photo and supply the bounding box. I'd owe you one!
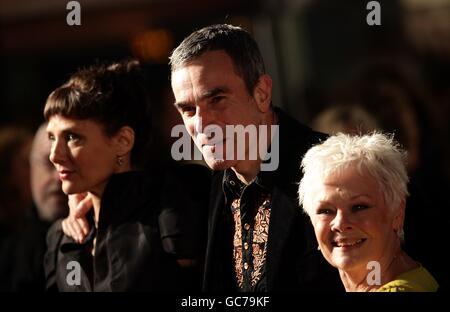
[44,60,180,291]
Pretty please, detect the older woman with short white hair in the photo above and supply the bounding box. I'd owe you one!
[298,132,438,292]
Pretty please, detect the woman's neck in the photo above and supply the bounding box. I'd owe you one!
[339,245,418,292]
[340,268,380,292]
[89,163,132,227]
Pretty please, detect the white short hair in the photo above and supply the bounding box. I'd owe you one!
[298,132,409,216]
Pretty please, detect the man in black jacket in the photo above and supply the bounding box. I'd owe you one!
[62,24,342,292]
[170,24,342,292]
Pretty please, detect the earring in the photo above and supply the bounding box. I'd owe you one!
[116,155,124,166]
[395,228,405,242]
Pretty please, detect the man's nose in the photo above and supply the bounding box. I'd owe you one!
[330,210,353,233]
[194,106,213,134]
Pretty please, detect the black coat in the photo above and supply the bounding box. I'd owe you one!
[0,218,48,291]
[203,108,344,292]
[44,171,183,292]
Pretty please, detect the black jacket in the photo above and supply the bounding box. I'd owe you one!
[203,108,344,292]
[44,171,182,291]
[0,218,48,291]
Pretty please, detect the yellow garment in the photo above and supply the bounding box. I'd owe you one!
[377,266,439,292]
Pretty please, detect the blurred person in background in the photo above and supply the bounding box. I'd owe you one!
[30,123,68,224]
[312,104,379,136]
[0,127,33,233]
[0,126,47,291]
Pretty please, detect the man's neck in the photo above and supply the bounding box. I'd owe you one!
[231,160,261,185]
[231,109,278,185]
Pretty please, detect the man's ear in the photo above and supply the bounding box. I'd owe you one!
[114,126,135,156]
[393,200,405,232]
[253,74,272,113]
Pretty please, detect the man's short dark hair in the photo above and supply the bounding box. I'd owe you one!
[169,24,266,95]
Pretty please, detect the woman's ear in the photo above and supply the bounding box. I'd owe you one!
[253,74,272,113]
[115,126,135,156]
[393,200,405,232]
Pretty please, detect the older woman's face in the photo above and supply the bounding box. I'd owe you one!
[47,115,119,196]
[307,166,402,273]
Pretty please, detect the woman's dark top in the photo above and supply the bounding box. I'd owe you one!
[44,171,183,291]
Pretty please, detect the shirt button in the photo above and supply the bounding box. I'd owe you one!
[244,223,250,231]
[230,180,236,186]
[244,242,249,250]
[244,262,249,270]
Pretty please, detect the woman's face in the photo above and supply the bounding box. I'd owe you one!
[47,115,120,196]
[306,165,402,273]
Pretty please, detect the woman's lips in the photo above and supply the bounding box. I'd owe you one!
[332,238,367,251]
[58,170,74,180]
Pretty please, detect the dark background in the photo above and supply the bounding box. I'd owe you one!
[1,0,449,295]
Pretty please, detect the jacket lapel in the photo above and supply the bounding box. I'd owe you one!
[265,187,297,291]
[203,171,227,291]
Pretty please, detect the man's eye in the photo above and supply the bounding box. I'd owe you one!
[352,204,369,212]
[67,133,80,142]
[210,96,224,104]
[48,134,55,141]
[181,106,196,116]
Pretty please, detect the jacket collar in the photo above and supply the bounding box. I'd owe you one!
[59,171,155,250]
[97,171,155,229]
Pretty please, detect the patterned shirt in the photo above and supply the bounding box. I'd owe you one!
[223,169,272,292]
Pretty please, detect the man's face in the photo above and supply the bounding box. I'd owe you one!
[171,50,267,171]
[30,125,68,222]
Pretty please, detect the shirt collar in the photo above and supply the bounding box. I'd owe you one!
[221,109,280,198]
[223,168,246,200]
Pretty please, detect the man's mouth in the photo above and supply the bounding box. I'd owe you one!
[201,138,227,148]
